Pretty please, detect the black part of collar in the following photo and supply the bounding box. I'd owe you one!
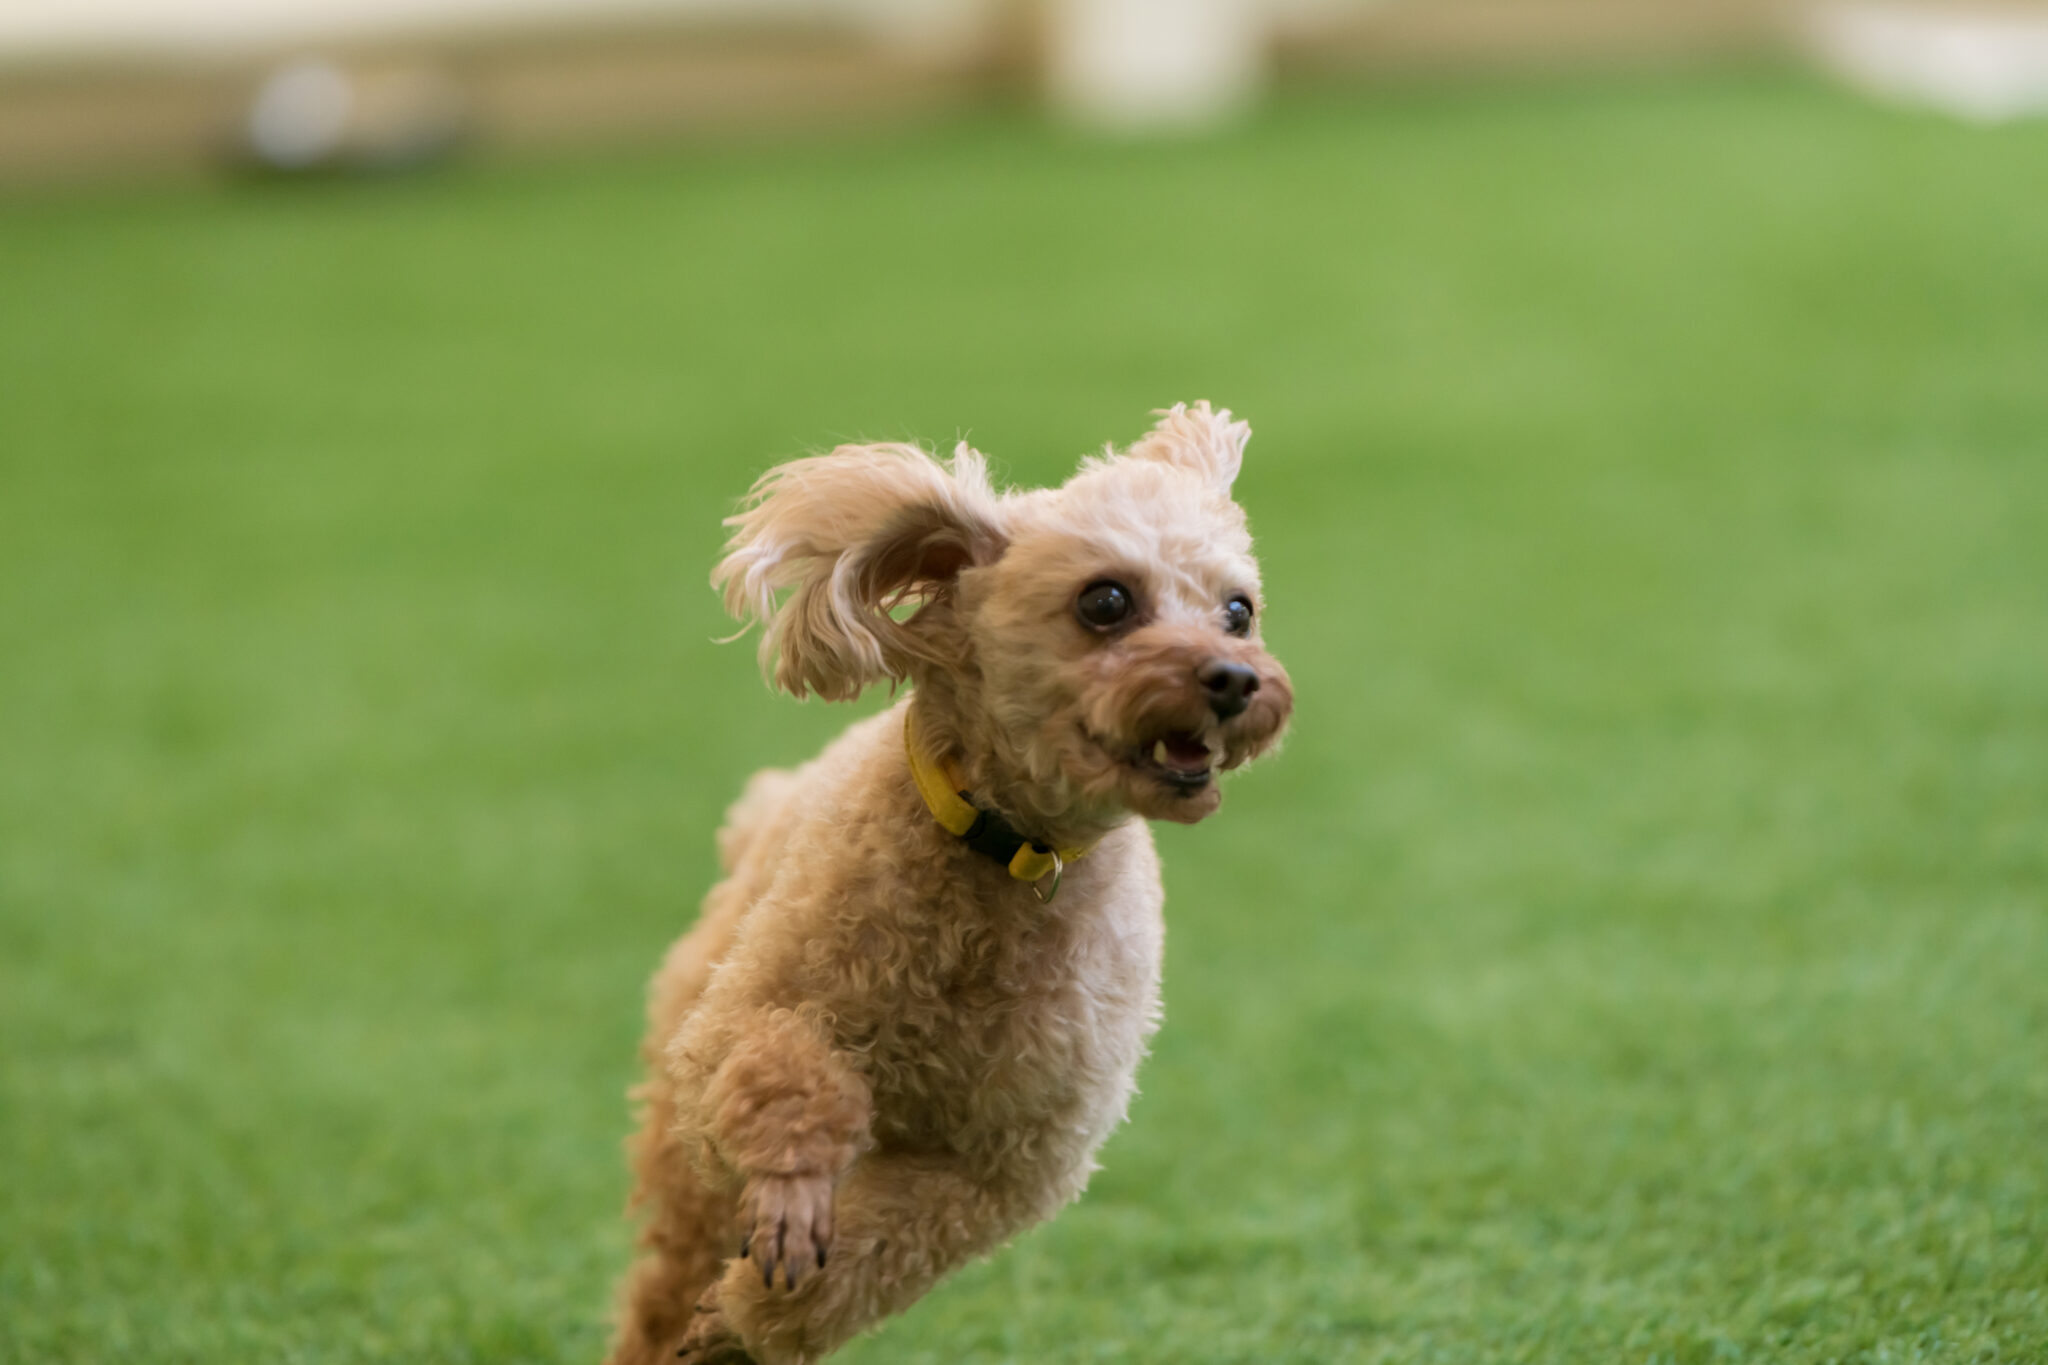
[954,796,1051,867]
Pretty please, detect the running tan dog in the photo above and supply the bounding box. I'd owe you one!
[608,403,1293,1364]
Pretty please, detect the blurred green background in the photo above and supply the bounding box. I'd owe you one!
[3,69,2046,1364]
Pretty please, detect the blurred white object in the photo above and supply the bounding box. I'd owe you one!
[1044,0,1266,130]
[247,60,353,167]
[1807,2,2048,122]
[244,59,465,171]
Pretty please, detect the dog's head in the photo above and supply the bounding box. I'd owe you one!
[715,402,1292,831]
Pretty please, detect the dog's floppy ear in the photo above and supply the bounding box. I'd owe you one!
[714,441,1007,700]
[1122,401,1249,494]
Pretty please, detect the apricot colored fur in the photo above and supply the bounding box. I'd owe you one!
[608,404,1292,1364]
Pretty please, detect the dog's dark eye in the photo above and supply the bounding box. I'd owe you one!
[1076,581,1134,630]
[1223,594,1255,637]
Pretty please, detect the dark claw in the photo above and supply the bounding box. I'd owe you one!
[738,1237,749,1259]
[816,1245,827,1269]
[761,1256,774,1288]
[785,1260,800,1291]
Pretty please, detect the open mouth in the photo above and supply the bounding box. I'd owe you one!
[1130,729,1215,790]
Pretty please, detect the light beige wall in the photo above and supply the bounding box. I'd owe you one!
[0,0,1008,64]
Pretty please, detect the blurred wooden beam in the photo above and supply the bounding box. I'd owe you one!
[1278,0,1794,76]
[0,19,993,185]
[0,61,240,183]
[0,0,1816,187]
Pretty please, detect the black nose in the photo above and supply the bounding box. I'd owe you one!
[1197,659,1260,720]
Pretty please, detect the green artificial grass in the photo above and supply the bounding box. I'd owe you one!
[3,68,2045,1364]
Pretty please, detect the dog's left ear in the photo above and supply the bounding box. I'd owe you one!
[714,441,1008,701]
[1122,401,1249,494]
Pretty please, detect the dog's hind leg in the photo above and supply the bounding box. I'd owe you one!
[607,769,799,1365]
[608,1107,741,1365]
[608,936,747,1365]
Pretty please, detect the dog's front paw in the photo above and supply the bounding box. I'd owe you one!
[738,1172,834,1291]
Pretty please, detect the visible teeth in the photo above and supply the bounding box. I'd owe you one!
[1153,740,1170,765]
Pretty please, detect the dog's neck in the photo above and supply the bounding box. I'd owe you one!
[904,689,1132,855]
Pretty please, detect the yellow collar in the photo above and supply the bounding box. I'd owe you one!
[904,709,1090,902]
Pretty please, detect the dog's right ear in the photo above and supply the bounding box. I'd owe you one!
[713,442,1008,700]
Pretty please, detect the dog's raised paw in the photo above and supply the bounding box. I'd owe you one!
[739,1171,835,1292]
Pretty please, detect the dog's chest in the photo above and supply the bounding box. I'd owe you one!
[821,894,1161,1160]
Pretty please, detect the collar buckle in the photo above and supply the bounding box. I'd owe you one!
[1031,851,1065,904]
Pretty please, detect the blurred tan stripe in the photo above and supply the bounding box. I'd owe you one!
[0,27,986,184]
[0,66,238,182]
[0,1,1810,185]
[1279,0,1793,74]
[464,37,978,148]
